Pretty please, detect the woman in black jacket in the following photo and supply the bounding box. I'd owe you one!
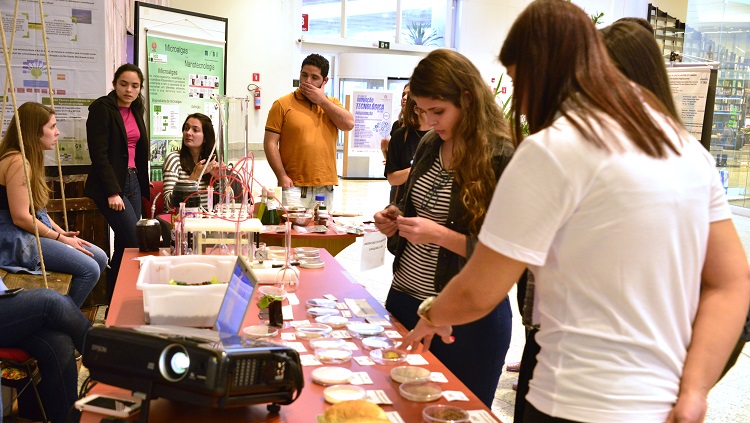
[85,64,150,301]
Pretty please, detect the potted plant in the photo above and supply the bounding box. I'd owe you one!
[259,293,284,327]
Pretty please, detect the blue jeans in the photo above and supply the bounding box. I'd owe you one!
[93,171,141,301]
[386,288,512,407]
[0,289,91,422]
[39,236,108,308]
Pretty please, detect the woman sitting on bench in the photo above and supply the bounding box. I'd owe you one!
[0,102,108,307]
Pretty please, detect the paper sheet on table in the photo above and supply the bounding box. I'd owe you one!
[360,231,386,271]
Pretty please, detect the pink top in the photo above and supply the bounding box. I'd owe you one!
[119,106,140,168]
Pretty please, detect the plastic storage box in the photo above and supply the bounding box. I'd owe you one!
[136,255,237,327]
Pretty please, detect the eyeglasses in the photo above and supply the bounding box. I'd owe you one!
[419,168,453,210]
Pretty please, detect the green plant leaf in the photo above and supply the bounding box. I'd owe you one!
[258,293,283,310]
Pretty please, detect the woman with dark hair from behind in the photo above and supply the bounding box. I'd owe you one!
[601,20,679,120]
[374,49,515,407]
[385,94,431,204]
[603,19,750,382]
[85,63,150,301]
[400,1,750,421]
[515,18,692,422]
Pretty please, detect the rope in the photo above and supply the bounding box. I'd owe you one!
[38,0,69,232]
[0,5,48,289]
[0,0,19,131]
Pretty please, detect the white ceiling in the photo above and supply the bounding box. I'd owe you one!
[687,0,750,30]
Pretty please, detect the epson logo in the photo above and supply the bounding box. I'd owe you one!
[91,344,108,353]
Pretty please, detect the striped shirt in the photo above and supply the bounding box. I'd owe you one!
[392,155,454,300]
[162,152,209,213]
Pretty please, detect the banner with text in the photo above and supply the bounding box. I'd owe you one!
[0,0,106,165]
[145,34,224,171]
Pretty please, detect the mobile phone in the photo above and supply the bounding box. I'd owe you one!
[74,395,142,418]
[0,287,24,298]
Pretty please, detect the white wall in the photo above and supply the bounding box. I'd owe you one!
[165,0,688,149]
[169,0,300,147]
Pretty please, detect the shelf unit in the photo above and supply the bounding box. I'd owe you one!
[648,4,684,57]
[713,67,748,150]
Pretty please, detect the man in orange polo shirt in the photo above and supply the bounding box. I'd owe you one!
[264,54,354,209]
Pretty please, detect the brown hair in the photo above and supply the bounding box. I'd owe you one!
[400,95,421,130]
[601,21,679,121]
[395,82,411,128]
[180,113,216,183]
[499,0,679,157]
[0,102,54,209]
[410,49,511,235]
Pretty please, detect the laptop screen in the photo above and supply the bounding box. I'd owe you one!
[214,256,257,335]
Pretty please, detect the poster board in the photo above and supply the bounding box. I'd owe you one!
[341,90,393,179]
[0,0,106,165]
[667,65,717,151]
[134,2,227,180]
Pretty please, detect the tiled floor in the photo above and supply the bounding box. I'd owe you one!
[248,153,750,422]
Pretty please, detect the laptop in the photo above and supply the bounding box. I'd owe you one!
[136,256,258,342]
[214,255,258,335]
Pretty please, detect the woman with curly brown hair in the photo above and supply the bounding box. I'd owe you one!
[374,48,515,407]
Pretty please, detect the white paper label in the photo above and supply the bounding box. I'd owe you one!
[349,372,373,385]
[442,390,470,401]
[354,356,376,366]
[406,354,429,365]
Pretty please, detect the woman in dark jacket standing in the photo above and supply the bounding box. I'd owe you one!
[85,64,150,301]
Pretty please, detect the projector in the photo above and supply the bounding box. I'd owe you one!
[82,326,303,412]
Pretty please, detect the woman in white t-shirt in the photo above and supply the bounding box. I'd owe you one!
[400,2,750,422]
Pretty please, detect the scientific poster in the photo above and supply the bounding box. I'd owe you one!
[145,34,224,169]
[667,67,711,140]
[0,0,106,165]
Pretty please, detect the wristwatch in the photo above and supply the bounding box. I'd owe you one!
[417,296,438,327]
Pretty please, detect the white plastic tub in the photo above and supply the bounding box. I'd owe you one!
[136,255,237,327]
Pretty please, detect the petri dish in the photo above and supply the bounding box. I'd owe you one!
[294,323,333,339]
[314,348,353,364]
[369,348,407,365]
[309,338,347,350]
[422,405,470,423]
[257,285,287,299]
[241,325,279,339]
[361,336,395,350]
[323,385,366,404]
[399,380,442,402]
[308,307,340,317]
[294,247,319,254]
[347,322,385,338]
[390,366,431,384]
[315,315,349,329]
[311,366,352,386]
[306,298,337,308]
[299,259,324,269]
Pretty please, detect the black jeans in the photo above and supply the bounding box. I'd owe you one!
[93,171,141,302]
